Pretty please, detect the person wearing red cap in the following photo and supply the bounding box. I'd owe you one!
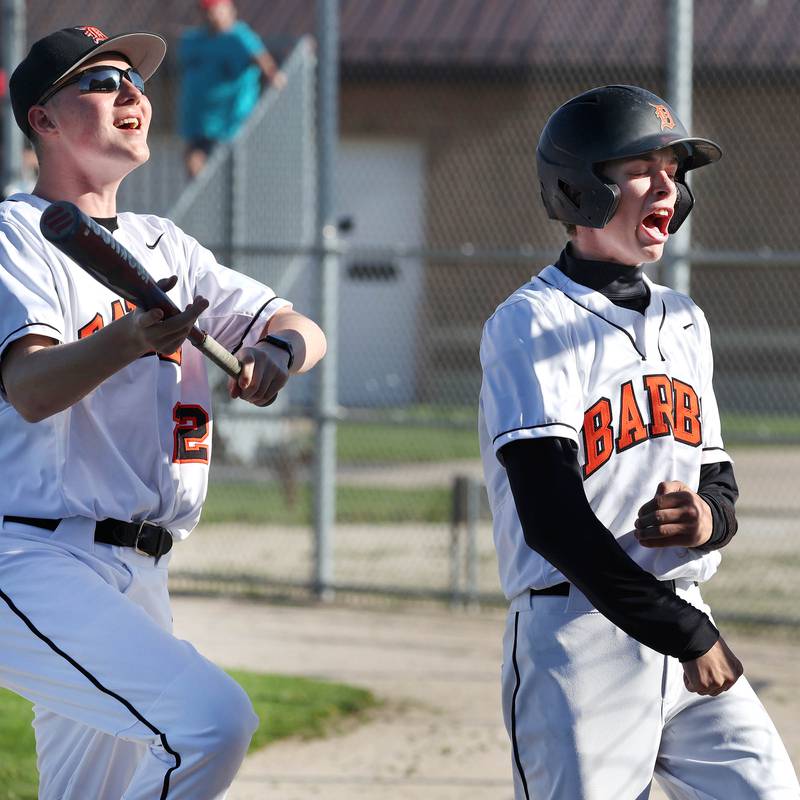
[0,24,325,800]
[179,0,286,178]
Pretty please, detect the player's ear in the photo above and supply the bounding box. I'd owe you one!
[27,106,58,138]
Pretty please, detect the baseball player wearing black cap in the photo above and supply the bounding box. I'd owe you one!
[0,26,326,799]
[480,86,798,799]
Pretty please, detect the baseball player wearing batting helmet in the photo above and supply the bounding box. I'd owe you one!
[479,85,799,799]
[0,26,325,799]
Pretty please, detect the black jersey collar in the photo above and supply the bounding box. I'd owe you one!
[91,216,118,233]
[557,243,650,313]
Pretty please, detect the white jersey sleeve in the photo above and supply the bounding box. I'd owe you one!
[176,224,291,353]
[0,217,66,361]
[695,308,730,465]
[480,291,583,462]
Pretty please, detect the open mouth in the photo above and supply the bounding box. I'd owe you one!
[640,208,672,241]
[114,117,141,130]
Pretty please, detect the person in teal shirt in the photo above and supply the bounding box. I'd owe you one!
[179,0,285,177]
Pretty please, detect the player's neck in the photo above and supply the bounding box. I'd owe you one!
[32,175,121,219]
[569,238,643,267]
[560,242,643,284]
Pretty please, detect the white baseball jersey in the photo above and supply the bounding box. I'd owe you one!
[479,263,731,601]
[0,193,290,539]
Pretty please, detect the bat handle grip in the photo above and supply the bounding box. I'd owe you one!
[190,329,242,378]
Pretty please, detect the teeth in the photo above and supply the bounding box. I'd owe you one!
[653,209,669,216]
[115,118,140,129]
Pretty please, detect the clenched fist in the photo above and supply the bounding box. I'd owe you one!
[635,480,712,548]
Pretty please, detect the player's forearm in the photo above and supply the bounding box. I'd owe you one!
[694,461,739,551]
[502,438,720,661]
[3,324,143,422]
[263,310,326,374]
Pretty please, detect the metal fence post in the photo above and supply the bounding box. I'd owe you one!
[451,475,482,607]
[663,0,694,295]
[450,476,467,605]
[2,0,25,196]
[312,0,340,600]
[230,131,245,267]
[465,477,481,607]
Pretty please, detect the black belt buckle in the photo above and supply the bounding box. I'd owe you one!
[134,521,172,564]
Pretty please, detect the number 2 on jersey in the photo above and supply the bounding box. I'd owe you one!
[173,403,210,464]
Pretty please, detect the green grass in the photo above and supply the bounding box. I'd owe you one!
[0,690,38,800]
[337,421,478,463]
[0,670,374,800]
[229,670,374,751]
[203,483,452,525]
[345,404,478,426]
[722,413,800,443]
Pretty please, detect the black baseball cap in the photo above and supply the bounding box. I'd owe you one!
[10,26,166,135]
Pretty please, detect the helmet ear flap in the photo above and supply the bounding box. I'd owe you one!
[552,175,621,229]
[539,181,557,220]
[599,181,621,227]
[668,178,694,233]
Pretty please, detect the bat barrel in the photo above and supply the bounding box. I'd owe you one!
[39,199,242,380]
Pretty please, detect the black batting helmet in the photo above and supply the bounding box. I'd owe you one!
[536,85,722,233]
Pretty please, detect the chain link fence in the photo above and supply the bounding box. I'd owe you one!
[6,1,799,624]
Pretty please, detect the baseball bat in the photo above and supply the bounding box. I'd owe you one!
[39,200,241,378]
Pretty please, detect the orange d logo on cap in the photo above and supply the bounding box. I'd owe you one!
[649,103,676,131]
[76,26,108,44]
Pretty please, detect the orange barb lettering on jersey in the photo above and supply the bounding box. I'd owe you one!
[77,301,182,366]
[582,374,701,479]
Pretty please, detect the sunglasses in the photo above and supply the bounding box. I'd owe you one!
[38,65,146,106]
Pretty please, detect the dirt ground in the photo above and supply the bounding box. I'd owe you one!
[172,596,799,800]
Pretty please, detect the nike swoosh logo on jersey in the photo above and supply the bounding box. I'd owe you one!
[146,233,164,250]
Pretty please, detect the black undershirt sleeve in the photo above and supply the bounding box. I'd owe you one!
[695,461,739,551]
[500,437,720,662]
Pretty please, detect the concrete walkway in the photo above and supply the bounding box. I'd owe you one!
[172,596,799,800]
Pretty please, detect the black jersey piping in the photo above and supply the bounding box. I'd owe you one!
[0,322,62,351]
[231,296,277,355]
[657,300,667,361]
[492,421,578,446]
[0,588,181,798]
[510,612,531,799]
[536,275,646,360]
[702,446,727,454]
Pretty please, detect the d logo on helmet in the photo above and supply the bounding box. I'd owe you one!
[649,103,676,131]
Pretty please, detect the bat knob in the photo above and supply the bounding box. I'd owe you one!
[40,201,82,243]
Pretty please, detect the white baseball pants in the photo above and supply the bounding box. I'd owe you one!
[502,580,799,800]
[0,516,259,799]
